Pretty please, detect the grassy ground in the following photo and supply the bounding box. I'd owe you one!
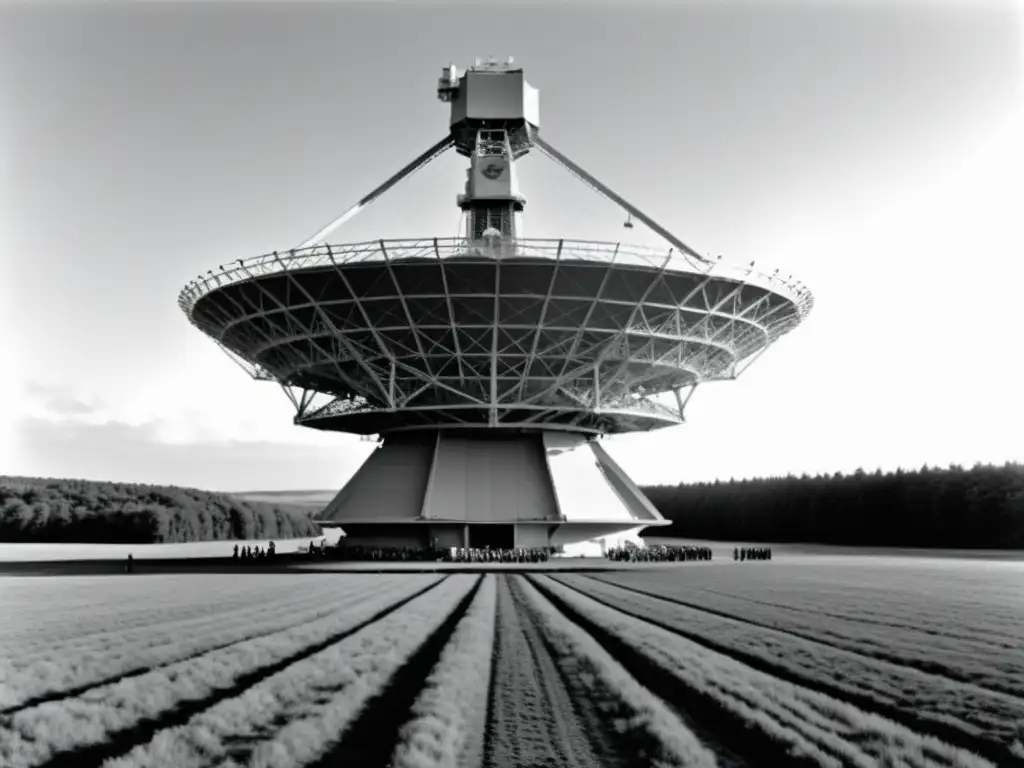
[3,558,1020,767]
[646,536,1024,561]
[0,538,328,562]
[2,536,1021,576]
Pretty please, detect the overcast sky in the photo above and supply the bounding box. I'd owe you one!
[2,0,1021,491]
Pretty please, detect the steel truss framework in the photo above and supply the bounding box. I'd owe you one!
[181,238,812,435]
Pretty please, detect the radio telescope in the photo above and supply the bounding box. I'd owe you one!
[179,60,813,554]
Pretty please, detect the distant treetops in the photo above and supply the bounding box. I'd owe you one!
[0,476,321,544]
[642,463,1024,549]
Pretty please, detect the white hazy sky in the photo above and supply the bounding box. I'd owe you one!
[1,0,1022,492]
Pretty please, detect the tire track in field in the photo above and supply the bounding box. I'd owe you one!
[585,575,1024,704]
[300,575,484,768]
[506,576,630,768]
[507,575,733,768]
[32,576,450,768]
[527,575,785,767]
[481,575,622,768]
[558,576,1012,767]
[0,603,342,716]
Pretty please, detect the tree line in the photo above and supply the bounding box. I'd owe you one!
[0,476,322,544]
[4,463,1021,548]
[642,463,1024,549]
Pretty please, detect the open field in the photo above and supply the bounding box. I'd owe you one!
[4,537,1020,569]
[646,537,1024,562]
[1,558,1022,767]
[230,489,337,510]
[0,535,343,564]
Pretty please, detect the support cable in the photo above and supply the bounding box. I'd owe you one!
[530,132,713,266]
[297,135,455,248]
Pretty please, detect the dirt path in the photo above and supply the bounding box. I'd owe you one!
[526,575,759,768]
[483,575,616,768]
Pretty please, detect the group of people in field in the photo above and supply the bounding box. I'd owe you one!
[233,542,276,560]
[213,539,774,565]
[330,544,553,563]
[445,546,551,563]
[734,546,772,561]
[331,544,437,562]
[306,539,330,556]
[605,543,713,562]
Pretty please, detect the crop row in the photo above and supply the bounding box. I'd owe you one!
[678,582,1024,651]
[103,575,478,768]
[1,594,231,647]
[391,574,498,768]
[5,565,1013,768]
[535,575,993,768]
[514,576,719,767]
[0,575,442,767]
[389,573,722,768]
[636,558,1024,613]
[0,576,328,647]
[0,576,417,711]
[706,576,1023,650]
[1,577,351,675]
[564,575,1024,758]
[591,572,1024,703]
[597,566,1024,651]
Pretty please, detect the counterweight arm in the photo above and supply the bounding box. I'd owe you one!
[298,135,456,248]
[531,134,712,265]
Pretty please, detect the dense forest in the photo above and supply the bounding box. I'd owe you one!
[643,463,1024,548]
[0,476,322,544]
[4,463,1022,548]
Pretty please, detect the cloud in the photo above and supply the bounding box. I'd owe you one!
[12,417,374,492]
[22,381,102,418]
[17,377,334,447]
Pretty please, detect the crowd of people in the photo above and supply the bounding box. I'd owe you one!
[605,543,713,562]
[216,538,775,565]
[328,544,553,563]
[330,544,439,562]
[445,546,550,563]
[233,542,276,560]
[735,546,772,561]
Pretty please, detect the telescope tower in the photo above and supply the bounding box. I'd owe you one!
[179,58,813,555]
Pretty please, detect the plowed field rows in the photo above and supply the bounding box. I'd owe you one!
[1,559,1021,767]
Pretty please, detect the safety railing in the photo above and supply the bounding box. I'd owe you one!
[179,237,814,321]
